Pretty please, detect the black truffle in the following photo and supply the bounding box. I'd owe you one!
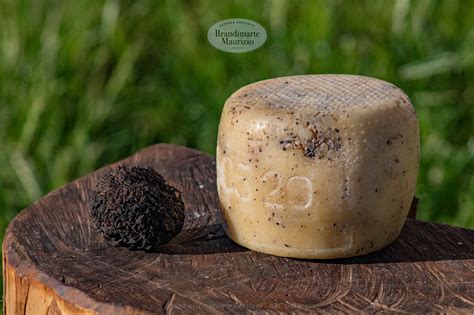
[89,165,185,250]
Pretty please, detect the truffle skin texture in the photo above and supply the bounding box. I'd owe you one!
[89,165,185,251]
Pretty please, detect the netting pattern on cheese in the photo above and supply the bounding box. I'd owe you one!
[231,75,411,113]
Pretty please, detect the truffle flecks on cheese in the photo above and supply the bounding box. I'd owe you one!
[216,75,419,259]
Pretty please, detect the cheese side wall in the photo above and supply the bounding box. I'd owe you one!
[216,75,419,259]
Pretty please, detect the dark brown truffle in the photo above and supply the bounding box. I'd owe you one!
[89,165,185,251]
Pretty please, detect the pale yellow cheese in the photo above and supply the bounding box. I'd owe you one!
[216,75,419,259]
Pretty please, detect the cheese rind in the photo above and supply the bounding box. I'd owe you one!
[216,75,419,259]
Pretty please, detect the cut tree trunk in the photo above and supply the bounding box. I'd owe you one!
[3,144,474,314]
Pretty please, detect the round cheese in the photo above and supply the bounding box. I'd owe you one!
[216,75,419,259]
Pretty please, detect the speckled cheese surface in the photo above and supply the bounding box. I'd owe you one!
[216,74,420,259]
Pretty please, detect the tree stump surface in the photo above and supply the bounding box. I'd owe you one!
[3,144,474,314]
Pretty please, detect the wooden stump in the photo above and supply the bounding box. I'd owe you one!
[3,144,474,314]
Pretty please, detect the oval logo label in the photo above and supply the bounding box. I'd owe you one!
[207,18,267,53]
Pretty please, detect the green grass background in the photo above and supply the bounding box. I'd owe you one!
[1,0,473,252]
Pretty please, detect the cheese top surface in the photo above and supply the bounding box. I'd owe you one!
[228,74,414,114]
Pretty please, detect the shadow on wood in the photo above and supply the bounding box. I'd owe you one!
[138,218,474,264]
[154,224,249,255]
[299,219,474,264]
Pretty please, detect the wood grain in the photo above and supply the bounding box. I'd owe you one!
[3,144,474,314]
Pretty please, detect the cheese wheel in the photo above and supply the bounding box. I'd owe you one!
[216,74,419,259]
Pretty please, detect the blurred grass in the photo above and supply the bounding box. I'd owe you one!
[0,0,473,257]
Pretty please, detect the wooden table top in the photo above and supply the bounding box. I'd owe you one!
[3,144,474,314]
